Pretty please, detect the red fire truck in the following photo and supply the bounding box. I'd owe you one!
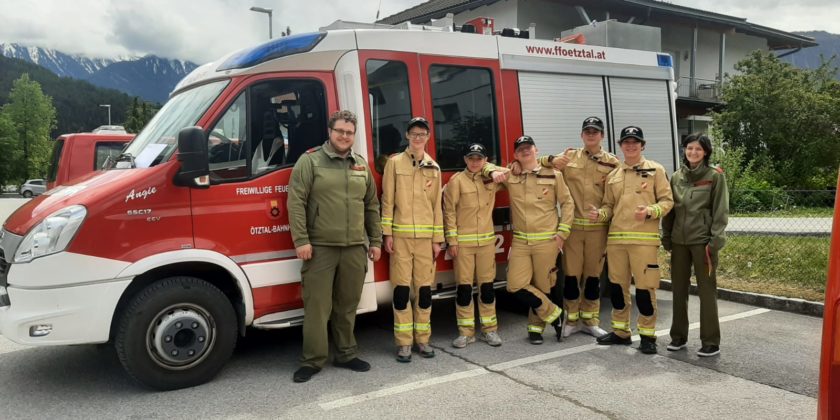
[818,168,840,419]
[0,26,679,389]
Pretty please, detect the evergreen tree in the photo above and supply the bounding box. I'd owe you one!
[125,97,142,133]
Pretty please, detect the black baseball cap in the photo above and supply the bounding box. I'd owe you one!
[465,143,487,158]
[581,116,604,132]
[514,135,536,149]
[407,116,430,131]
[618,126,645,144]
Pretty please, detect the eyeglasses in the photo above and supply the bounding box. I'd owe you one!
[408,132,429,139]
[331,128,356,137]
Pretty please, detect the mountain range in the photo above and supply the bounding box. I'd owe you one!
[0,43,198,104]
[782,31,840,77]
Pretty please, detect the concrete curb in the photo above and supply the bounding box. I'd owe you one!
[660,279,824,318]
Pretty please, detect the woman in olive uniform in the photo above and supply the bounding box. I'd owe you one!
[662,133,729,357]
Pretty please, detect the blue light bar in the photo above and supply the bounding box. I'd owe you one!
[657,53,673,67]
[218,32,327,71]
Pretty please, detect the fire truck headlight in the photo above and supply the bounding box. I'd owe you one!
[14,205,87,263]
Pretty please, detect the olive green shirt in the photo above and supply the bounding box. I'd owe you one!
[288,141,382,248]
[662,163,729,250]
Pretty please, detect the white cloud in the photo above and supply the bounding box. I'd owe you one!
[0,0,835,64]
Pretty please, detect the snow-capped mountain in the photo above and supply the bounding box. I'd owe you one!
[1,43,117,79]
[0,43,198,103]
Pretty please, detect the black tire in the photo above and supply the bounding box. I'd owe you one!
[114,276,238,390]
[22,190,32,198]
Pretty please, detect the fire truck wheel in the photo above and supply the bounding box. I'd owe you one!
[114,276,238,390]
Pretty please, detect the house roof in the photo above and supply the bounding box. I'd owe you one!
[378,0,816,50]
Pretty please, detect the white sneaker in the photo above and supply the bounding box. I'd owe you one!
[452,335,476,348]
[479,331,503,347]
[581,325,608,338]
[562,323,581,338]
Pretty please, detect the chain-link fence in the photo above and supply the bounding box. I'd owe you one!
[660,190,835,302]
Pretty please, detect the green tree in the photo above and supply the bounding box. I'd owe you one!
[123,97,157,134]
[1,73,57,180]
[124,96,142,133]
[712,51,840,189]
[0,112,20,187]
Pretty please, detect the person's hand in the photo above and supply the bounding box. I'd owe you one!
[369,246,382,262]
[491,170,508,183]
[447,244,459,258]
[554,235,565,252]
[588,204,600,223]
[553,153,571,171]
[509,160,522,175]
[635,205,649,221]
[296,244,313,261]
[433,242,442,260]
[661,238,672,252]
[384,235,394,254]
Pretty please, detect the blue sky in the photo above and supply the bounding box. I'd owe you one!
[0,0,834,64]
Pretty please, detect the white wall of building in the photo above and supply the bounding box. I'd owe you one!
[453,0,519,32]
[661,23,769,81]
[516,0,581,40]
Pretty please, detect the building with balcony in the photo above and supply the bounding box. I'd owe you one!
[379,0,816,137]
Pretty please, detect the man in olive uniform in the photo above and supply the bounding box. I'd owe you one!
[288,110,382,382]
[444,143,508,348]
[485,135,575,344]
[535,117,619,338]
[593,126,673,354]
[381,117,444,362]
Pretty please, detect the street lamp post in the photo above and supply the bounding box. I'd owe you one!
[250,6,273,39]
[99,104,111,126]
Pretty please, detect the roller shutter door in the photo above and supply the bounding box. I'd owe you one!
[608,78,677,172]
[518,72,609,155]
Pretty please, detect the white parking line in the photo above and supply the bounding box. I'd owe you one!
[319,307,772,411]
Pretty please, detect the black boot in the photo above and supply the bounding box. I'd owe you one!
[638,336,657,354]
[596,332,632,346]
[552,316,564,342]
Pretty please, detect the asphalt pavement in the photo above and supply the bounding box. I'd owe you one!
[0,289,820,419]
[0,195,821,419]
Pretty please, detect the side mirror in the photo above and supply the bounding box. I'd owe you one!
[175,126,210,188]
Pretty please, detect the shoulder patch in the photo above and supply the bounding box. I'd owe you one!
[306,146,322,154]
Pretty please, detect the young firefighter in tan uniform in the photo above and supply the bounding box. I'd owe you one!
[381,117,444,363]
[593,126,673,354]
[444,143,509,348]
[486,135,575,344]
[535,117,619,338]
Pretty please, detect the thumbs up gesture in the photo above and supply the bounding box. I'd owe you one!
[588,204,600,223]
[635,205,649,221]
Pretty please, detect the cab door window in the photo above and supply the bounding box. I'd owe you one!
[428,65,499,171]
[94,142,127,170]
[207,79,327,182]
[366,59,412,173]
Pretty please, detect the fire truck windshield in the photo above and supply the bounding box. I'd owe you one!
[120,79,229,169]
